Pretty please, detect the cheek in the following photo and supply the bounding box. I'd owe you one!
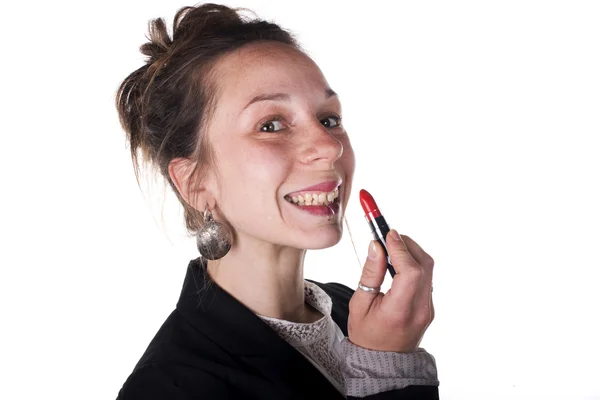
[218,142,292,232]
[342,139,356,177]
[218,141,292,200]
[341,140,356,205]
[345,141,356,168]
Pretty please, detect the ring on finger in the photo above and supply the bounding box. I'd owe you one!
[358,282,381,294]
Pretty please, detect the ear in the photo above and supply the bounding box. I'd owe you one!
[168,157,216,212]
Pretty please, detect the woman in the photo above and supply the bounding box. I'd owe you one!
[115,3,439,399]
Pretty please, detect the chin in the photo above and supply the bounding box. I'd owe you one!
[301,227,344,250]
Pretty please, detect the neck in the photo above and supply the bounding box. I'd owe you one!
[206,235,322,323]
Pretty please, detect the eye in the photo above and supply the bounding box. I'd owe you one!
[320,115,342,128]
[260,119,286,133]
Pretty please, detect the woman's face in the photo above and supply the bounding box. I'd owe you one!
[203,41,355,250]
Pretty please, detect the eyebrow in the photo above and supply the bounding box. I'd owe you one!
[241,88,338,113]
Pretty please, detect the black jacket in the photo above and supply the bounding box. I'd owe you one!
[116,257,439,399]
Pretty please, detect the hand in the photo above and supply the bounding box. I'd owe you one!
[347,229,435,352]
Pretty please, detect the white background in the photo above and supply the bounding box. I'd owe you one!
[1,1,598,399]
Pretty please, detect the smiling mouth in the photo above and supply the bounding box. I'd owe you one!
[284,185,340,206]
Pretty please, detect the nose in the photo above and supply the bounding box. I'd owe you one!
[299,121,344,167]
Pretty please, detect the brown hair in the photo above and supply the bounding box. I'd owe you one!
[115,3,300,234]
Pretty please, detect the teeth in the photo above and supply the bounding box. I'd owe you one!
[286,187,340,206]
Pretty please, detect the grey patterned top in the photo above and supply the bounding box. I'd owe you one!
[257,280,439,398]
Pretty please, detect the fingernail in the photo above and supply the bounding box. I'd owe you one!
[368,240,378,260]
[390,229,401,241]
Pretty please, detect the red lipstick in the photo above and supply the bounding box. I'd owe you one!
[359,189,396,278]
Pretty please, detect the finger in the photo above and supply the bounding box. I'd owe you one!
[382,230,424,309]
[401,235,434,273]
[416,286,435,334]
[351,240,386,318]
[402,235,435,306]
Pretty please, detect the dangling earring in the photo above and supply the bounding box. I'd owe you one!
[196,204,232,260]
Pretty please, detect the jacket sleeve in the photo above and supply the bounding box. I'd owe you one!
[116,362,236,400]
[339,339,439,400]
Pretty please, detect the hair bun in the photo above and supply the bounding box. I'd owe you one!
[140,18,172,63]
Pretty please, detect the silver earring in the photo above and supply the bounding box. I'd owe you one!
[196,205,232,260]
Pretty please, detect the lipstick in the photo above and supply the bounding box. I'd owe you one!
[359,189,396,278]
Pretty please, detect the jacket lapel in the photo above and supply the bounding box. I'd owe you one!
[176,257,346,399]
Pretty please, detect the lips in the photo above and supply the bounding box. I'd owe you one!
[286,179,342,197]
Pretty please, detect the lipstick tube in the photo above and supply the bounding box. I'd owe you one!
[359,189,396,278]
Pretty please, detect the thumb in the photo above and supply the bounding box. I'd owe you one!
[351,240,386,317]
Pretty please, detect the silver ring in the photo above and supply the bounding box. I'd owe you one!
[358,282,381,294]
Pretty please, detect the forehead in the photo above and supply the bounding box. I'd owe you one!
[213,41,329,101]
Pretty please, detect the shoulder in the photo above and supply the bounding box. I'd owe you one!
[129,309,187,369]
[125,308,233,382]
[119,306,238,397]
[117,362,235,399]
